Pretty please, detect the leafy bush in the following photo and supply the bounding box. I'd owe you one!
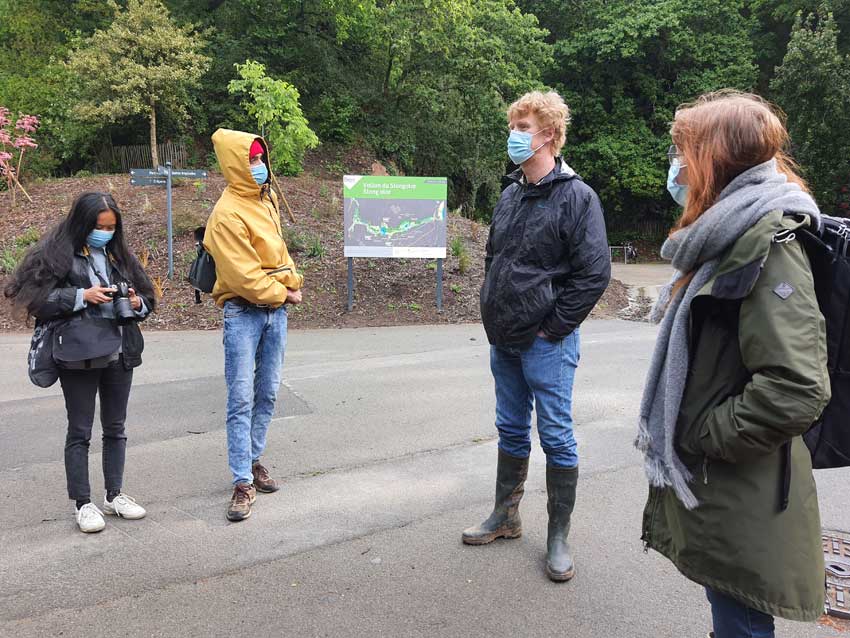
[0,227,40,274]
[281,225,307,253]
[313,94,359,145]
[458,251,470,275]
[307,234,325,259]
[228,60,319,176]
[171,203,207,236]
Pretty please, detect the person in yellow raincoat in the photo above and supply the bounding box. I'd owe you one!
[204,129,303,522]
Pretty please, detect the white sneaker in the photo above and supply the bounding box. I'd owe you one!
[103,493,146,520]
[75,503,106,533]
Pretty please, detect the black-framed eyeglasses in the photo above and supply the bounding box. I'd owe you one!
[667,144,684,166]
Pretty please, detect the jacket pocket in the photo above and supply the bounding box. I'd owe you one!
[500,279,555,335]
[676,411,709,458]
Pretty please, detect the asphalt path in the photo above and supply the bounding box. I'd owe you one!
[0,321,846,637]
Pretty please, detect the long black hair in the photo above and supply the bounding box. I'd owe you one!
[4,191,157,318]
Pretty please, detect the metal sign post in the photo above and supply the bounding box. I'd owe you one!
[347,258,354,312]
[129,165,208,280]
[436,258,443,312]
[164,162,173,279]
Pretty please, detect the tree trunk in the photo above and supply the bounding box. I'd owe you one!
[468,182,479,219]
[149,103,159,169]
[382,42,393,97]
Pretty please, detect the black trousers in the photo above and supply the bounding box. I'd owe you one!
[58,358,134,501]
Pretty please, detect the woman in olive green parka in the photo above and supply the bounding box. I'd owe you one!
[637,91,830,637]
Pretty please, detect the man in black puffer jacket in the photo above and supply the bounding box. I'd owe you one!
[463,91,610,583]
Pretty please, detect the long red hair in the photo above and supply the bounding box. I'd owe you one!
[667,91,808,298]
[670,90,808,233]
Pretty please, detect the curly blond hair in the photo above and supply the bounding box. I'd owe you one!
[507,91,571,156]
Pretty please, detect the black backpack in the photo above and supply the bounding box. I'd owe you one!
[187,226,216,304]
[795,213,850,469]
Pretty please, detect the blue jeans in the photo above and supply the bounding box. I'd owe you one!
[223,301,288,485]
[706,588,775,638]
[489,331,580,468]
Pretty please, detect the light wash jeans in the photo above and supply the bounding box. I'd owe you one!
[489,330,580,467]
[223,300,287,485]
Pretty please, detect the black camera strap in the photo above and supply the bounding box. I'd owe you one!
[83,249,112,288]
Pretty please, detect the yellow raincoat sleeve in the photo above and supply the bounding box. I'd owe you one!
[277,255,304,290]
[205,214,289,306]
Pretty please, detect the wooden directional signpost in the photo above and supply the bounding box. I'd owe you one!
[129,162,208,279]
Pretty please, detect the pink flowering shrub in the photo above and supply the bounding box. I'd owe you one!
[0,106,40,205]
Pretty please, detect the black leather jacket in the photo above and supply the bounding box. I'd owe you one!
[480,158,611,349]
[34,250,152,369]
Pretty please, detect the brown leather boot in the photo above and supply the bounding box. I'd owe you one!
[252,461,280,493]
[462,450,529,545]
[226,483,257,521]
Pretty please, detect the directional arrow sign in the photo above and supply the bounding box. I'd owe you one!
[130,168,161,178]
[130,176,167,186]
[157,166,209,179]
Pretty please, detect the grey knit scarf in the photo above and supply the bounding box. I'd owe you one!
[635,159,820,509]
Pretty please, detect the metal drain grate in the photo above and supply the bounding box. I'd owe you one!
[824,529,850,619]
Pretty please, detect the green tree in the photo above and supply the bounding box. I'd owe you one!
[328,0,551,216]
[66,0,209,167]
[0,0,113,173]
[191,0,550,214]
[227,59,319,176]
[772,7,850,211]
[747,0,850,94]
[523,0,758,227]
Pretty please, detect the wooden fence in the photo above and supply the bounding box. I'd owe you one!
[108,141,188,172]
[606,218,670,240]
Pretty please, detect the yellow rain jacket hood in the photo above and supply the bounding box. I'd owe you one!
[204,128,303,307]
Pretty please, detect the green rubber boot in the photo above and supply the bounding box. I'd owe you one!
[462,450,529,545]
[546,465,578,582]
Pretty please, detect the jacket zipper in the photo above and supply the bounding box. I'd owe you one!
[642,488,661,553]
[266,265,292,275]
[702,455,710,485]
[259,186,283,237]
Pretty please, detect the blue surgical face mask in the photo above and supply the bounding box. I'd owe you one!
[87,229,114,248]
[507,128,549,165]
[251,163,269,185]
[667,159,688,207]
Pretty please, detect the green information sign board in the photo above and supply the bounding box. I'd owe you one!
[343,175,447,258]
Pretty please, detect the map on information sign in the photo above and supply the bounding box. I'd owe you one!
[343,175,447,258]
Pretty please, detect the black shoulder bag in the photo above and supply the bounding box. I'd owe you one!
[188,226,216,303]
[28,318,60,387]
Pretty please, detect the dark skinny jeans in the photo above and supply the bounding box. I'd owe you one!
[59,358,133,501]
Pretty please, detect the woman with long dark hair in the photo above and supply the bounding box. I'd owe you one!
[5,191,156,533]
[637,91,830,636]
